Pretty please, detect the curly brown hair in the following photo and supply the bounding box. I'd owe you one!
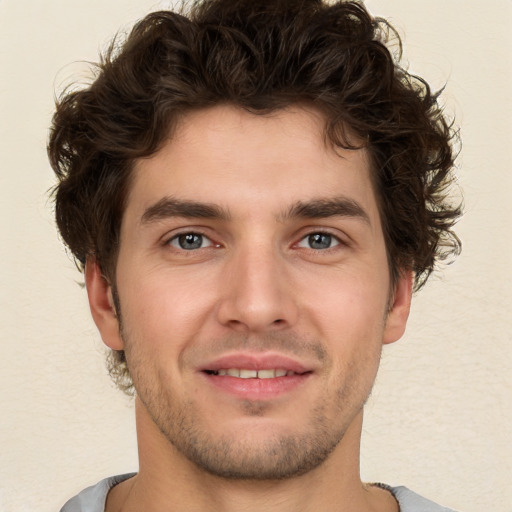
[48,0,461,394]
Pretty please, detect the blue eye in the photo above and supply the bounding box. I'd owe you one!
[169,233,213,250]
[298,233,340,250]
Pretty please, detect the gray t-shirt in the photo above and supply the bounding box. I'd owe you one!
[60,474,458,512]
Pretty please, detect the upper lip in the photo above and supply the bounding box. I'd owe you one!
[199,352,313,374]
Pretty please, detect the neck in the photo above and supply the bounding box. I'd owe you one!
[106,398,397,512]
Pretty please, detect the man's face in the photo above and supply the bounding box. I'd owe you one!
[91,105,410,479]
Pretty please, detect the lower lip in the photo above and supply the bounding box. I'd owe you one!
[201,372,311,400]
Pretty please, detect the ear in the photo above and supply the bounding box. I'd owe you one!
[383,271,413,345]
[85,258,124,350]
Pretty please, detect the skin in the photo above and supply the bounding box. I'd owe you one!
[86,105,412,512]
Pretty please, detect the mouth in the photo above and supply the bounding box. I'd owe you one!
[200,354,313,400]
[204,368,300,378]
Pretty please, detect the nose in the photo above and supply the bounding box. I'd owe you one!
[216,245,299,333]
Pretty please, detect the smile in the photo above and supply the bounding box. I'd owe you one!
[202,365,311,400]
[205,369,298,378]
[199,353,314,399]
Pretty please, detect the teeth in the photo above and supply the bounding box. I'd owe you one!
[258,369,276,379]
[212,368,295,379]
[239,369,258,378]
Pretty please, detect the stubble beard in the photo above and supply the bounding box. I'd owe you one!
[114,291,381,481]
[136,382,351,480]
[124,336,379,482]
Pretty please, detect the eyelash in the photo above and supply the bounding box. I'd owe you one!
[296,232,342,251]
[165,230,344,252]
[167,232,216,251]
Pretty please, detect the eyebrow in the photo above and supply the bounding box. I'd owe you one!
[281,197,371,225]
[140,196,370,226]
[141,197,231,224]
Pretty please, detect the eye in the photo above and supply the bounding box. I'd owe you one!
[169,232,214,250]
[297,232,340,250]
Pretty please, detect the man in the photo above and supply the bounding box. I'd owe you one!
[49,0,461,510]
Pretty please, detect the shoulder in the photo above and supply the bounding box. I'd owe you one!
[386,485,460,512]
[59,473,136,512]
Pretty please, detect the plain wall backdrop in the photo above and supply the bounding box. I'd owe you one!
[0,1,510,511]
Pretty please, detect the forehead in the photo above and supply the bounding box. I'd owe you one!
[126,105,379,224]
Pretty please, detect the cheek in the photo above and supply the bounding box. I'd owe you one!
[304,269,389,332]
[302,270,389,377]
[118,269,219,346]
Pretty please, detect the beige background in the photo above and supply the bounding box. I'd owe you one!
[0,1,510,511]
